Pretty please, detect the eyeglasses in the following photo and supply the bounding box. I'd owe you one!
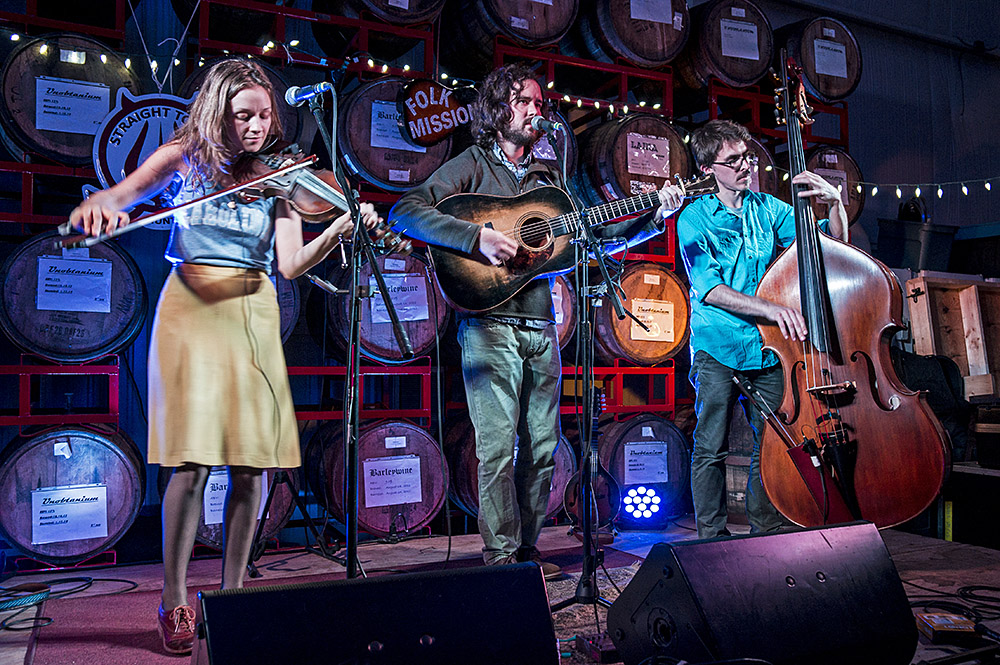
[710,151,759,170]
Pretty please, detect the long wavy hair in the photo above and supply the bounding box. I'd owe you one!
[690,119,751,169]
[470,63,547,148]
[170,58,283,185]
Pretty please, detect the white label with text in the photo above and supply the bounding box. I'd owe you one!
[630,298,675,342]
[369,273,429,324]
[364,456,422,507]
[31,484,108,545]
[37,256,112,313]
[35,76,110,135]
[624,442,670,485]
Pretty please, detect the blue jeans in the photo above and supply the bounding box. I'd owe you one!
[688,350,785,538]
[458,319,561,563]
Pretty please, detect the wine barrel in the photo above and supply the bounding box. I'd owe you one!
[180,57,302,147]
[274,271,300,344]
[598,414,690,517]
[157,466,299,551]
[338,77,452,192]
[311,0,447,62]
[593,262,690,366]
[440,0,580,77]
[676,0,774,89]
[566,0,690,69]
[577,114,693,206]
[443,416,576,520]
[325,251,450,363]
[776,17,862,102]
[530,108,577,179]
[0,231,147,363]
[551,274,577,351]
[0,34,142,165]
[0,425,144,565]
[746,135,779,196]
[305,420,448,537]
[806,145,865,226]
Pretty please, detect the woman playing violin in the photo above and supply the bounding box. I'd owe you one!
[69,58,379,655]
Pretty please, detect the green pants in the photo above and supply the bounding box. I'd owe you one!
[688,350,785,538]
[458,319,562,563]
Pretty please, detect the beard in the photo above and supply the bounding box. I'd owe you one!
[499,120,538,148]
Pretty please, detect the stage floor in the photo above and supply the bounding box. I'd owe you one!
[2,518,999,664]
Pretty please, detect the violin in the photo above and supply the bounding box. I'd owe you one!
[235,144,412,256]
[58,146,411,257]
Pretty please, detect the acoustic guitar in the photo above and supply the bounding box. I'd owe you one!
[427,175,716,312]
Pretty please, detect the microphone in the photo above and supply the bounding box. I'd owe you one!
[530,116,563,134]
[284,81,333,108]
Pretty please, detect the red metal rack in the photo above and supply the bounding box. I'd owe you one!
[0,160,96,229]
[0,0,129,43]
[0,355,120,428]
[708,79,849,149]
[185,0,436,77]
[287,356,433,423]
[495,40,674,117]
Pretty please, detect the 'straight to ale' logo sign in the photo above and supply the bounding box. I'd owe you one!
[88,89,194,228]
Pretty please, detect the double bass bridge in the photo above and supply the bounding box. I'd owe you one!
[806,380,856,397]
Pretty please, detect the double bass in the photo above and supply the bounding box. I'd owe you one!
[754,55,950,528]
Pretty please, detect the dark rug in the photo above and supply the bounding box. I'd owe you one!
[27,546,641,664]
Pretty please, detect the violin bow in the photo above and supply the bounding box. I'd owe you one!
[54,155,318,250]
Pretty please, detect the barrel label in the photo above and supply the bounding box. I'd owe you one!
[371,100,426,154]
[510,16,530,31]
[814,39,848,79]
[385,436,407,449]
[31,484,108,545]
[630,0,673,24]
[630,298,674,342]
[34,76,110,136]
[551,282,564,324]
[364,455,422,507]
[624,442,670,484]
[627,133,671,178]
[368,273,429,323]
[388,0,408,7]
[202,468,269,525]
[720,19,759,61]
[36,256,112,313]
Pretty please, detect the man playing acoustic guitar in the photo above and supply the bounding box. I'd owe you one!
[390,64,683,578]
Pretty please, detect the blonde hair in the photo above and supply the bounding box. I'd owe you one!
[171,58,283,185]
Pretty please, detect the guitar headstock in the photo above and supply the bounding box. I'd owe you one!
[773,52,815,128]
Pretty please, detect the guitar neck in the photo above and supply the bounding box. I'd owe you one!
[584,192,662,226]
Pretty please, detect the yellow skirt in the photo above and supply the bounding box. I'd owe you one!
[147,264,300,469]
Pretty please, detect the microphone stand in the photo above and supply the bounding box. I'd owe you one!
[307,89,414,579]
[550,131,650,614]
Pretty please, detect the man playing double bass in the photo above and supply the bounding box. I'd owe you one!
[390,64,683,577]
[677,119,847,539]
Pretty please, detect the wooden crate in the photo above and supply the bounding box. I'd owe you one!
[906,271,1000,398]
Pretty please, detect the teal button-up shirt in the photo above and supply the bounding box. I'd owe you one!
[677,190,827,371]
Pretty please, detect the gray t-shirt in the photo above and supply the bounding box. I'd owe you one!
[165,172,278,273]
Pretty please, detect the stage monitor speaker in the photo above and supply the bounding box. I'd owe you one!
[191,562,558,665]
[607,521,917,665]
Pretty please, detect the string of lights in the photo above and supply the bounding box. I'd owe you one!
[4,27,996,199]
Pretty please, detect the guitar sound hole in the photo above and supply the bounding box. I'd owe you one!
[516,216,553,250]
